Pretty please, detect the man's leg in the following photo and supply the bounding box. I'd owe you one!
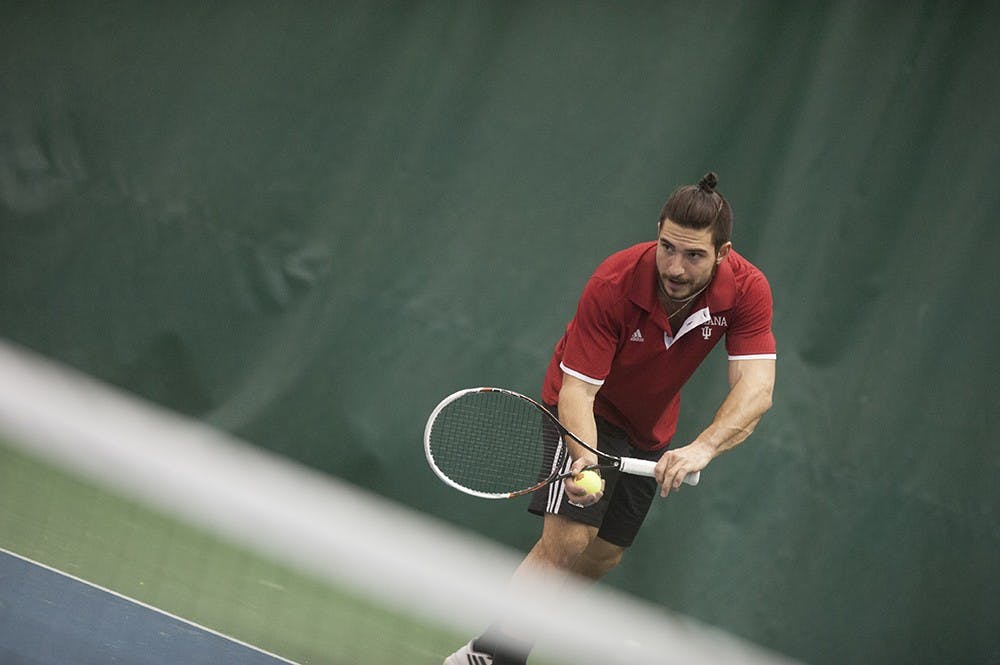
[569,535,626,581]
[474,513,621,665]
[514,512,601,578]
[445,414,643,664]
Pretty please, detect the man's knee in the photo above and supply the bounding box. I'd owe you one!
[589,539,626,569]
[573,537,625,579]
[535,514,599,568]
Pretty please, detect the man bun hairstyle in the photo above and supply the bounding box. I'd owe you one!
[698,172,719,193]
[659,171,734,250]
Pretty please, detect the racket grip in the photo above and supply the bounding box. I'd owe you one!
[617,457,657,476]
[618,457,701,486]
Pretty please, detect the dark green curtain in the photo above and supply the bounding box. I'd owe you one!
[3,3,997,662]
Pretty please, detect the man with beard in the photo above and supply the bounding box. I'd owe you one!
[446,172,777,665]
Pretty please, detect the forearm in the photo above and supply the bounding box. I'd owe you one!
[557,376,601,466]
[691,376,773,459]
[656,358,775,496]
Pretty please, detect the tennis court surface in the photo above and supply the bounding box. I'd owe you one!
[0,548,294,664]
[0,440,463,665]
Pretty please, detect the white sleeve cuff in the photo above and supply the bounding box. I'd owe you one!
[559,362,605,386]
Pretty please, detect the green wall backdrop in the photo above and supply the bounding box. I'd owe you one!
[2,2,998,663]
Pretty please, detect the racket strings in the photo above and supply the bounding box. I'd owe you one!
[427,391,564,495]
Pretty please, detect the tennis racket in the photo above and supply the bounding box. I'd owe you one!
[424,387,700,499]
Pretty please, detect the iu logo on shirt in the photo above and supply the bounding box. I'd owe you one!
[702,316,728,340]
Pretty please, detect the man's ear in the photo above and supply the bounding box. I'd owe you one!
[716,242,732,264]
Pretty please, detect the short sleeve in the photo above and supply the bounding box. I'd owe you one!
[559,277,621,384]
[725,271,777,359]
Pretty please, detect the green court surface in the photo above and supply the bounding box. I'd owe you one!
[0,441,463,665]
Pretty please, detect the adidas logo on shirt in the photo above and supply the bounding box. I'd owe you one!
[630,329,644,342]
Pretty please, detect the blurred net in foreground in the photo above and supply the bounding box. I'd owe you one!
[0,340,798,665]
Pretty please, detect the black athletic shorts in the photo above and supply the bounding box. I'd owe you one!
[527,409,663,548]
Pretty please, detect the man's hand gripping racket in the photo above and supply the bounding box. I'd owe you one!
[423,387,700,500]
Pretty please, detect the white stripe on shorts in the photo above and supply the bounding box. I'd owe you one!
[547,436,573,513]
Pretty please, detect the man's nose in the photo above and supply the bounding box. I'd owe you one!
[664,255,685,277]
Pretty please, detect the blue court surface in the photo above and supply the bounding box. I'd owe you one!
[0,549,297,665]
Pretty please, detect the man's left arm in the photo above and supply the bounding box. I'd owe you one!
[654,357,775,497]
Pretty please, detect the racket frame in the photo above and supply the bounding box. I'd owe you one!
[424,387,699,500]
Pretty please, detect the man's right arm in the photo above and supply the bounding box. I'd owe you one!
[557,373,604,505]
[557,373,602,462]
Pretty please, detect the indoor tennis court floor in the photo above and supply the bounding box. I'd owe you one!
[0,549,297,665]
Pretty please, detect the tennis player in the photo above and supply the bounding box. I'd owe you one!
[445,172,777,665]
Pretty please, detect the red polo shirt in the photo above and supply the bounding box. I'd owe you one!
[541,242,776,451]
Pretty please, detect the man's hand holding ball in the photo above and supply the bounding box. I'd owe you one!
[565,460,604,508]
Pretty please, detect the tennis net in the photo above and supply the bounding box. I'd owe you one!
[0,339,797,665]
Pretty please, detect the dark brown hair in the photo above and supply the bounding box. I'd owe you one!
[658,172,733,250]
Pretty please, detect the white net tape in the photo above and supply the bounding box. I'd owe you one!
[0,339,797,665]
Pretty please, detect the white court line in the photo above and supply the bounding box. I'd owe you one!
[0,547,298,664]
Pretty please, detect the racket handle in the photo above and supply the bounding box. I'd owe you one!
[618,457,701,486]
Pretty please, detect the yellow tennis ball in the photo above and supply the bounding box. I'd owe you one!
[575,469,602,495]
